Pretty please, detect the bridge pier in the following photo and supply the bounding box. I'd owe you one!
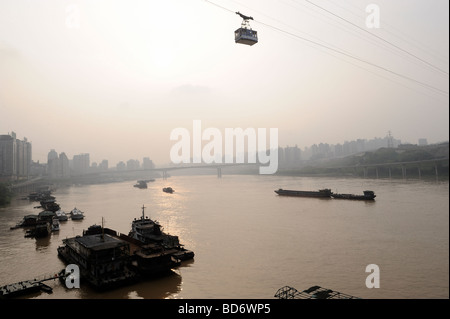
[402,165,406,179]
[162,170,168,180]
[375,167,379,179]
[435,162,439,181]
[418,166,421,180]
[388,167,392,179]
[217,167,222,178]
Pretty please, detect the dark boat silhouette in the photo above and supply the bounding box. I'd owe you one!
[274,188,332,198]
[163,187,174,194]
[331,190,376,201]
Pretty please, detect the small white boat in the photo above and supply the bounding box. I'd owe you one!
[70,207,84,220]
[56,210,68,221]
[52,217,60,232]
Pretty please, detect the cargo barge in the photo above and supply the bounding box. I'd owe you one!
[331,190,376,200]
[274,188,333,198]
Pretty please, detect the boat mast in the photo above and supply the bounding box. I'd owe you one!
[141,205,146,220]
[101,217,105,241]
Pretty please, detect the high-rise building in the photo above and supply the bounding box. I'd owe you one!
[127,159,140,170]
[47,150,70,179]
[47,149,59,179]
[99,160,109,171]
[59,152,70,178]
[73,153,90,175]
[47,149,58,162]
[142,157,155,170]
[418,138,428,146]
[0,132,32,181]
[116,161,126,171]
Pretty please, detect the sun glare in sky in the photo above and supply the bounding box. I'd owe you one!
[0,0,448,165]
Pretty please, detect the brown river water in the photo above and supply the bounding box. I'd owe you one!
[0,175,448,299]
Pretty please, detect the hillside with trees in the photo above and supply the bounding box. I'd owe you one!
[277,142,449,178]
[0,183,12,206]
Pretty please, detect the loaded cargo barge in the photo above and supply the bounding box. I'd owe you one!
[57,207,194,291]
[331,190,376,200]
[274,188,333,198]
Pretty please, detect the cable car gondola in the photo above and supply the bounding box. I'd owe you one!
[235,12,258,46]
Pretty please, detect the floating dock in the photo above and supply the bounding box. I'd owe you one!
[274,285,360,299]
[0,270,66,299]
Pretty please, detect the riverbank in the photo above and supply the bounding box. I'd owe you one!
[0,183,12,206]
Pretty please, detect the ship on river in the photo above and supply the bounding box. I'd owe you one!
[274,188,333,198]
[331,190,376,201]
[128,205,194,261]
[134,180,148,189]
[163,187,174,194]
[57,222,182,290]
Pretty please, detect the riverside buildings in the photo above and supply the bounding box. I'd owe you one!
[0,132,32,181]
[47,150,70,179]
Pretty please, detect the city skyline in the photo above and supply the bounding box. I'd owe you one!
[1,127,445,169]
[2,128,442,173]
[1,1,448,167]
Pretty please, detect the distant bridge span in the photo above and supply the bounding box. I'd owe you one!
[144,163,259,179]
[90,163,260,179]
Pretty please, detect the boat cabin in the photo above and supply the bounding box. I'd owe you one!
[61,234,130,277]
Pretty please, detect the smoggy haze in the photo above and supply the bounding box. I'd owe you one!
[0,0,448,166]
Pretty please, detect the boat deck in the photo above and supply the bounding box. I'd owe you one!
[0,271,66,299]
[275,285,360,299]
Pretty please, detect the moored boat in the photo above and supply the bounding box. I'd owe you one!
[70,207,84,220]
[275,188,333,198]
[39,199,60,212]
[57,230,138,290]
[56,210,68,221]
[57,223,182,290]
[128,205,194,262]
[52,217,60,231]
[25,221,51,238]
[38,210,56,223]
[10,214,39,229]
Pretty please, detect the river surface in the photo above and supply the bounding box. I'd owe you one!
[0,175,448,299]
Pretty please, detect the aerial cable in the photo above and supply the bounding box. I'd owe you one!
[204,0,234,13]
[255,20,448,96]
[281,0,448,77]
[325,0,449,66]
[202,0,449,96]
[302,0,449,77]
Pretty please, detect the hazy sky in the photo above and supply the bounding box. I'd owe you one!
[0,0,448,166]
